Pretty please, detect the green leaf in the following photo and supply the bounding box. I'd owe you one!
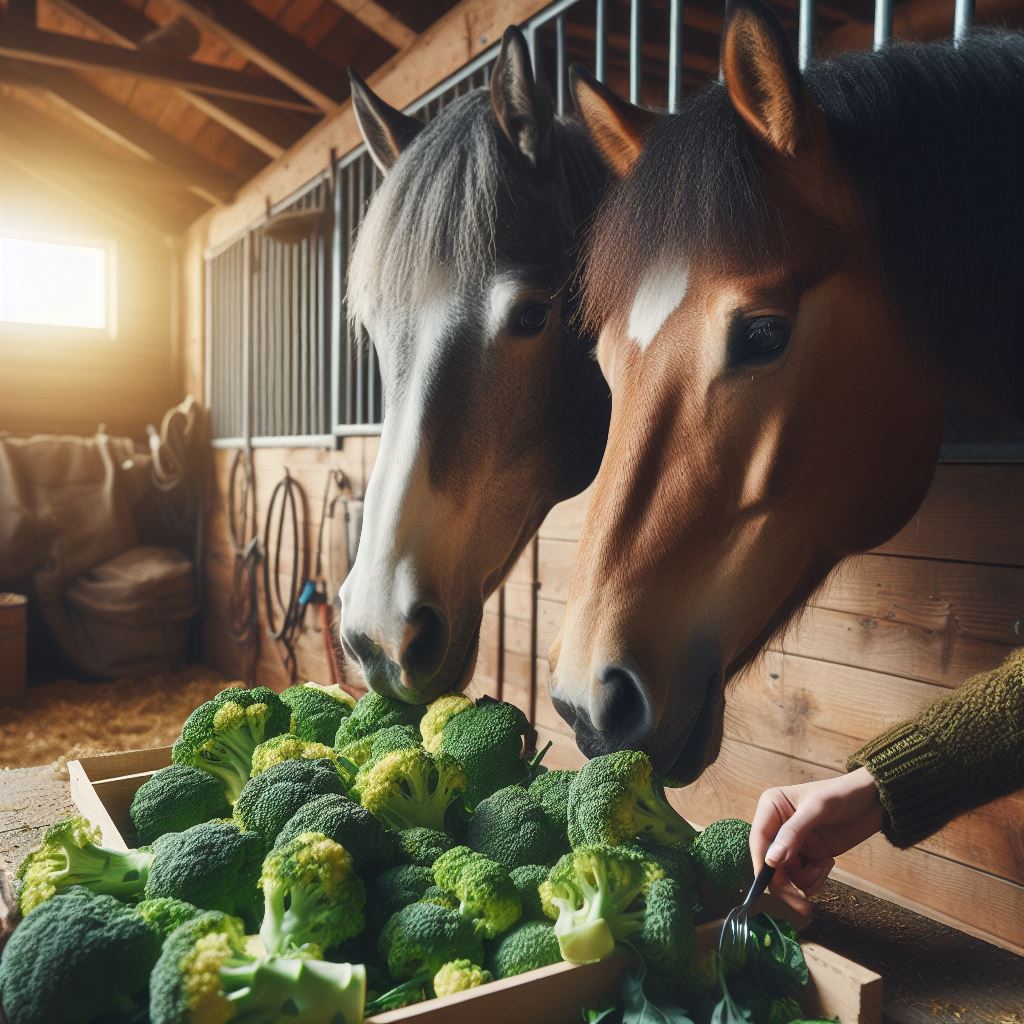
[749,915,809,989]
[619,962,696,1024]
[710,966,754,1024]
[582,1006,622,1023]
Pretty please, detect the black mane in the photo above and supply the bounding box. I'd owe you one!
[584,32,1024,409]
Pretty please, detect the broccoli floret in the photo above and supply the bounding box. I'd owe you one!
[509,864,549,920]
[690,818,754,919]
[378,901,485,982]
[420,693,473,752]
[432,959,492,996]
[747,995,806,1024]
[336,732,376,767]
[467,785,567,869]
[16,815,154,914]
[250,733,354,783]
[149,911,366,1024]
[134,896,204,939]
[171,686,292,804]
[528,769,577,837]
[634,877,696,991]
[129,764,232,845]
[145,820,265,928]
[368,864,436,930]
[352,747,467,832]
[274,792,398,872]
[437,697,531,806]
[539,844,664,964]
[396,826,455,867]
[234,757,347,848]
[433,846,522,938]
[280,681,355,745]
[259,831,366,956]
[370,723,423,757]
[679,947,719,1001]
[487,919,563,979]
[567,751,697,849]
[334,690,425,748]
[419,885,458,910]
[645,842,703,914]
[0,887,162,1024]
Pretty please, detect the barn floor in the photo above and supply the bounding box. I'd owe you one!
[0,664,229,771]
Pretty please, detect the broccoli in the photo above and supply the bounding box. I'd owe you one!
[419,693,473,752]
[432,846,522,938]
[274,792,398,872]
[466,785,567,869]
[134,896,204,939]
[333,690,425,748]
[171,686,292,804]
[280,681,355,745]
[234,757,346,848]
[419,884,458,910]
[352,746,466,832]
[368,864,436,930]
[149,911,366,1024]
[259,831,366,956]
[396,826,455,867]
[437,697,531,806]
[250,733,354,783]
[487,919,563,979]
[145,820,265,928]
[0,887,162,1024]
[378,901,485,982]
[509,864,550,919]
[129,764,232,845]
[432,959,492,997]
[690,818,754,919]
[539,843,664,964]
[16,815,153,914]
[566,751,697,849]
[634,877,697,992]
[645,842,703,914]
[746,994,806,1024]
[369,723,423,757]
[335,732,377,767]
[528,769,577,837]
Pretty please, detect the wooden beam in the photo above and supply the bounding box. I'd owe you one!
[8,0,37,26]
[158,0,346,113]
[329,0,416,50]
[0,24,319,112]
[0,58,239,204]
[50,0,306,159]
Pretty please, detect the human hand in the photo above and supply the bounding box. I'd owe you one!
[749,767,884,915]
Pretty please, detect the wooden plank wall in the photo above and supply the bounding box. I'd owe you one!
[518,464,1024,954]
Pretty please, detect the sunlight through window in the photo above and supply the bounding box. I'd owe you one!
[0,234,112,331]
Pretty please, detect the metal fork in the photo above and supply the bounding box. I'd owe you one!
[717,861,776,967]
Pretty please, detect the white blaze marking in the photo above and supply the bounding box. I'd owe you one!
[627,261,689,350]
[486,277,520,339]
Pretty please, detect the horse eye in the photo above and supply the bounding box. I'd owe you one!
[517,304,550,334]
[744,316,790,360]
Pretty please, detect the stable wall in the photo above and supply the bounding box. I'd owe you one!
[0,164,180,441]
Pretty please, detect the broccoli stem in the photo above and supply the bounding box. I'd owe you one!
[632,783,697,846]
[365,974,430,1014]
[259,879,326,957]
[218,956,365,1023]
[59,841,154,900]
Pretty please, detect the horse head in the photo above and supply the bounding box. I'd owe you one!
[340,28,610,704]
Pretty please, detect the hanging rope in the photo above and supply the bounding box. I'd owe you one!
[262,469,309,684]
[227,448,260,686]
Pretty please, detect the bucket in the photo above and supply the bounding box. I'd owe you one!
[0,593,28,705]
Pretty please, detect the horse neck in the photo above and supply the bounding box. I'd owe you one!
[808,35,1024,420]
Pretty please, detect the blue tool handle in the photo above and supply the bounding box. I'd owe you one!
[298,579,317,607]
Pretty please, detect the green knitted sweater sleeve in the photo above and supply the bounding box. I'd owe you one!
[846,649,1024,848]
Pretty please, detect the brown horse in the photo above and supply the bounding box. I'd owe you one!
[549,0,1024,783]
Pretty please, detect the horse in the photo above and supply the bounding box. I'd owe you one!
[548,0,1024,783]
[339,27,610,705]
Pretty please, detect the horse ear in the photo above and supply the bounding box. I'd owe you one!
[721,0,814,157]
[349,67,423,173]
[490,26,553,167]
[569,65,658,177]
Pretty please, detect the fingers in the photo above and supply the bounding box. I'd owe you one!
[767,862,812,917]
[764,793,830,869]
[750,787,792,872]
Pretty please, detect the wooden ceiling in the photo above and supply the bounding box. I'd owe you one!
[0,0,460,236]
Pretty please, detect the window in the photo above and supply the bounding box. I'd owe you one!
[0,233,114,333]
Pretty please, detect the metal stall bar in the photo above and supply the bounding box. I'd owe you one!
[873,0,893,49]
[596,0,608,82]
[798,0,814,68]
[668,0,684,113]
[556,14,567,117]
[629,0,643,104]
[330,166,344,436]
[954,0,974,43]
[367,165,381,425]
[354,159,366,427]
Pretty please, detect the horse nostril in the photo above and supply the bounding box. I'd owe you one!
[399,603,450,684]
[341,627,377,666]
[591,665,652,747]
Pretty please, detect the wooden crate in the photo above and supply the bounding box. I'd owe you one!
[68,747,883,1024]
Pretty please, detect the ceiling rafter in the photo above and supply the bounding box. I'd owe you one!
[329,0,417,51]
[0,58,240,204]
[157,0,348,113]
[50,0,309,158]
[0,23,320,112]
